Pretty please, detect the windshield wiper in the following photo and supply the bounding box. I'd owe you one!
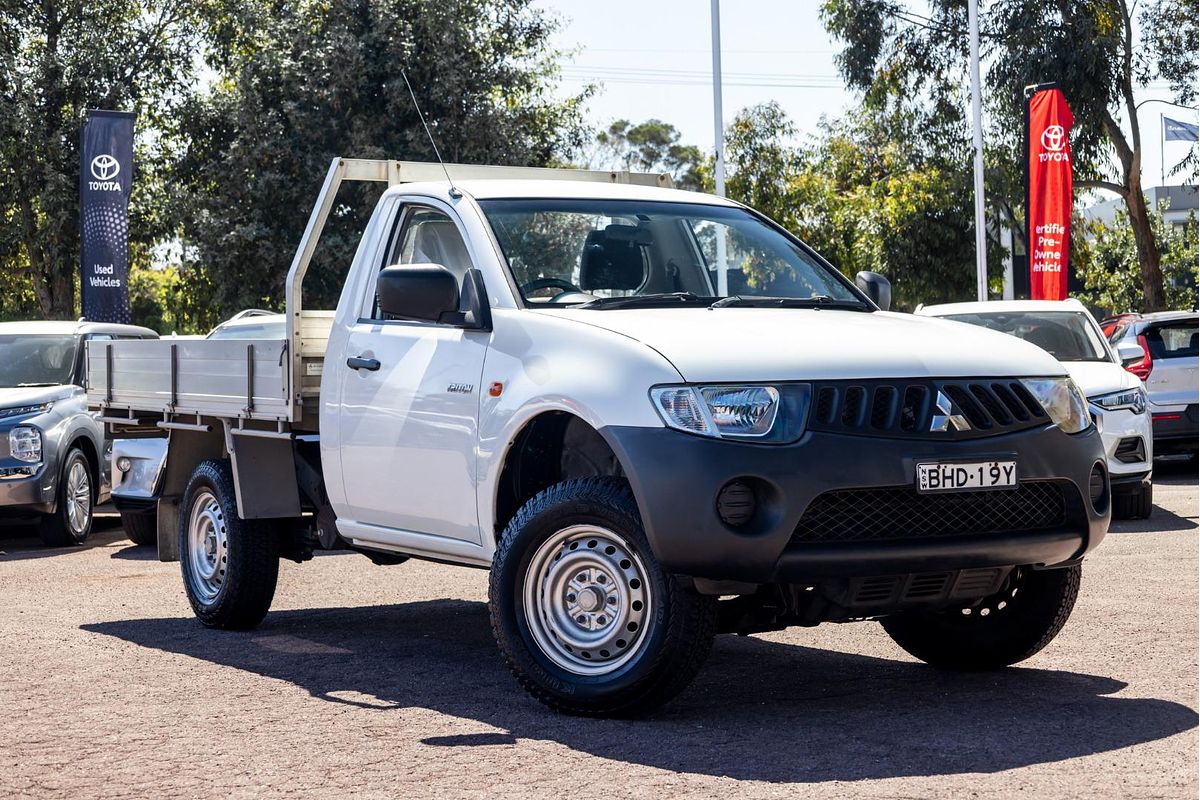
[580,292,713,310]
[15,382,58,387]
[709,295,868,310]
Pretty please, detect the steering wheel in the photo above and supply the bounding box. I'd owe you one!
[520,277,583,301]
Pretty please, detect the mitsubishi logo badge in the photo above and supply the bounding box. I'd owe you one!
[930,390,972,432]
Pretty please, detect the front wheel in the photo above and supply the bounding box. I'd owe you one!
[489,477,717,717]
[881,565,1081,670]
[1112,481,1153,520]
[39,448,94,546]
[121,509,158,546]
[180,459,279,630]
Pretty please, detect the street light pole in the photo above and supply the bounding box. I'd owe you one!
[711,0,728,296]
[968,0,988,301]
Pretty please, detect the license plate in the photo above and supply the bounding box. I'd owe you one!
[916,461,1017,493]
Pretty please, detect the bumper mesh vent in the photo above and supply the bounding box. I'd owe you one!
[792,482,1067,544]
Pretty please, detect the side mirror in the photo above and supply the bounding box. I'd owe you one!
[377,264,460,324]
[1116,341,1144,368]
[376,264,492,330]
[855,271,892,311]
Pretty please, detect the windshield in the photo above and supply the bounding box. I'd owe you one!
[0,334,79,387]
[942,311,1111,362]
[479,199,863,307]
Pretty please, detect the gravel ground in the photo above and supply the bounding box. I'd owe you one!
[0,460,1195,799]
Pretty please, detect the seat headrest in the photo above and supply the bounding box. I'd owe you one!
[579,225,649,292]
[412,219,471,272]
[1024,322,1076,357]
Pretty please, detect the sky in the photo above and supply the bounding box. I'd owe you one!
[540,0,1197,191]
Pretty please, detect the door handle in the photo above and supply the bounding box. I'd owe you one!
[346,356,381,371]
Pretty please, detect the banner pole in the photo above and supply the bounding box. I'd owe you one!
[1161,113,1165,186]
[968,0,987,301]
[710,0,728,297]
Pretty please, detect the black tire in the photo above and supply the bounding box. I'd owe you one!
[1112,482,1153,520]
[39,448,94,547]
[881,565,1081,670]
[121,509,158,546]
[179,459,279,630]
[489,477,717,717]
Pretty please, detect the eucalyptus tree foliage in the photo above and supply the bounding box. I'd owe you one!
[821,0,1198,311]
[0,0,205,319]
[592,119,704,190]
[169,0,590,315]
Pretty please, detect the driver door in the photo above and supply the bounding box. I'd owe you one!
[335,203,490,544]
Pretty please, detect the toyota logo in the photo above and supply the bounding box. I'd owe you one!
[1041,125,1067,152]
[90,154,120,181]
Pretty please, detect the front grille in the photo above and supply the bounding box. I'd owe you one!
[791,481,1067,544]
[808,379,1047,439]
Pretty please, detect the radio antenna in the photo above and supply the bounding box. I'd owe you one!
[401,69,460,198]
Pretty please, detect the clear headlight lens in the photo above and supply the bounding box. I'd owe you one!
[1021,377,1092,433]
[1089,387,1147,415]
[8,426,43,463]
[0,402,52,421]
[651,385,780,439]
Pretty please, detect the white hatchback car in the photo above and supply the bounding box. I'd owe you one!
[918,299,1154,519]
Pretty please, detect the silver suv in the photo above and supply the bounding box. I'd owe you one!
[1105,311,1199,459]
[0,320,157,545]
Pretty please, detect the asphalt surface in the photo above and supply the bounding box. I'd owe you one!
[1,460,1196,799]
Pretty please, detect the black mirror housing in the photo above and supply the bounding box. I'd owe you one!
[855,271,892,312]
[377,264,460,323]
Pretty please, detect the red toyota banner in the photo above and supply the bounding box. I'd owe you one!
[1027,88,1074,300]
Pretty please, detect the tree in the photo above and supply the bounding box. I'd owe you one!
[0,0,205,319]
[1076,206,1198,312]
[820,0,1199,311]
[714,102,1001,310]
[592,119,704,189]
[168,0,589,316]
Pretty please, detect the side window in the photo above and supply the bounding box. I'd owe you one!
[371,206,473,321]
[1145,321,1199,359]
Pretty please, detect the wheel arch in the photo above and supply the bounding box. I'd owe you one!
[491,408,648,548]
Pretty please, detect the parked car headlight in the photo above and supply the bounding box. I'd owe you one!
[651,384,810,442]
[0,402,52,421]
[8,426,43,463]
[1089,387,1147,415]
[1021,377,1091,434]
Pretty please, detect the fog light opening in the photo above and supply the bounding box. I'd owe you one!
[1088,462,1109,514]
[716,480,757,528]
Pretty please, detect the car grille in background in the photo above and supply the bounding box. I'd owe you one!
[791,481,1067,544]
[808,379,1047,439]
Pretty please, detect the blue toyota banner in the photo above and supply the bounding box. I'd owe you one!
[80,109,134,323]
[1163,116,1199,142]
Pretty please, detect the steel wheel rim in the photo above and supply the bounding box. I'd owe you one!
[187,489,227,603]
[522,525,653,676]
[65,460,91,535]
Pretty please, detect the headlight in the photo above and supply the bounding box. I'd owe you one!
[1090,387,1147,415]
[0,402,52,421]
[8,426,43,463]
[651,384,808,442]
[1021,377,1091,434]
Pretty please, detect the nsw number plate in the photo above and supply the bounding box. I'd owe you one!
[916,461,1017,493]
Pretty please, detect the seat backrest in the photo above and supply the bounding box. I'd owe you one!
[579,227,647,291]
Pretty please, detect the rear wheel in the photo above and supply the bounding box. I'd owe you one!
[881,565,1081,670]
[39,448,94,547]
[489,477,717,717]
[180,459,279,630]
[120,509,158,546]
[1112,481,1153,520]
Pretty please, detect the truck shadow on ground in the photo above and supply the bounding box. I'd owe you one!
[84,599,1197,783]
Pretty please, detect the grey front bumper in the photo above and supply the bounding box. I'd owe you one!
[602,422,1110,584]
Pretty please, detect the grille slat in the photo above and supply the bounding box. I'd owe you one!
[791,482,1066,544]
[807,379,1046,439]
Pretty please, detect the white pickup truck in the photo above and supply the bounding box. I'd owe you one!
[89,159,1110,716]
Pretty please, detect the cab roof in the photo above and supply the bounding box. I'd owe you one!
[916,299,1089,316]
[0,320,158,337]
[386,179,741,206]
